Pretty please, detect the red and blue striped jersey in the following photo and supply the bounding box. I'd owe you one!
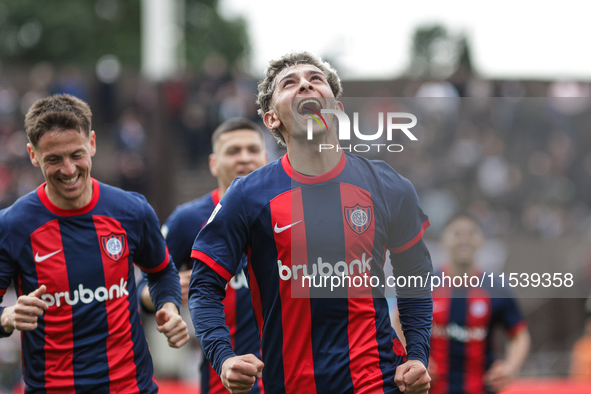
[190,153,433,394]
[0,178,181,394]
[162,189,263,394]
[430,270,526,394]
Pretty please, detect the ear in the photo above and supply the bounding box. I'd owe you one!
[209,153,218,177]
[336,100,344,112]
[27,143,40,167]
[89,131,97,157]
[263,109,281,130]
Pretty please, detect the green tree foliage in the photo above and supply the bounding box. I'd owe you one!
[407,24,472,79]
[0,0,249,69]
[184,0,249,70]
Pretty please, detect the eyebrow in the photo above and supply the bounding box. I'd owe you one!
[278,69,324,86]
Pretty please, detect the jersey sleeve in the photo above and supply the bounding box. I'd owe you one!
[189,260,237,375]
[497,296,527,336]
[190,180,250,281]
[189,180,250,374]
[0,212,16,337]
[163,207,200,271]
[380,164,433,367]
[383,168,430,254]
[134,197,181,312]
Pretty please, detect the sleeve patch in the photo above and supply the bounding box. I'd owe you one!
[207,203,222,225]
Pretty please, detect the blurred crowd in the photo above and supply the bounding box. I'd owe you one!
[0,58,277,212]
[1,61,591,391]
[2,63,590,244]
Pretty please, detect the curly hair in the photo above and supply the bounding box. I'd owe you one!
[256,52,343,146]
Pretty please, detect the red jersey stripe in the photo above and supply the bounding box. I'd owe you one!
[191,250,233,281]
[340,183,384,393]
[389,219,430,254]
[430,289,452,394]
[507,320,528,337]
[392,338,406,360]
[0,289,6,297]
[140,248,170,273]
[270,188,317,393]
[208,363,225,394]
[31,220,75,394]
[93,215,139,394]
[211,188,221,206]
[464,288,491,394]
[225,286,237,349]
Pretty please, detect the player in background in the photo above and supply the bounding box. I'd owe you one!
[189,52,433,394]
[140,117,267,393]
[0,94,189,393]
[429,212,530,394]
[569,297,591,381]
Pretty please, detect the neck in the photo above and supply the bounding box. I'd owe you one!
[46,178,93,210]
[286,129,342,176]
[218,184,228,199]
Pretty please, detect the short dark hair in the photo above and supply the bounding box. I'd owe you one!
[24,94,92,147]
[211,117,264,151]
[443,211,482,231]
[256,51,343,146]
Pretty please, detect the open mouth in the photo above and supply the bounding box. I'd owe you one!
[297,99,323,115]
[60,175,79,186]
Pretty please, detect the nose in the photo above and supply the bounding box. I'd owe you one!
[237,149,253,163]
[298,78,314,93]
[61,158,76,176]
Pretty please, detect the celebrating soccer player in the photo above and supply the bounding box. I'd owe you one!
[141,117,267,393]
[0,94,189,393]
[429,212,530,394]
[189,52,433,394]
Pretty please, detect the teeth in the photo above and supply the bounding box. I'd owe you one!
[62,177,77,185]
[298,99,322,113]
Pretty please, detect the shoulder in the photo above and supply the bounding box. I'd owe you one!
[95,181,152,217]
[346,154,417,198]
[165,192,216,229]
[227,159,287,201]
[0,189,46,256]
[0,189,42,229]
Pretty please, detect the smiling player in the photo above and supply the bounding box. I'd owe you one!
[0,94,189,393]
[141,117,267,394]
[189,52,433,394]
[429,212,530,394]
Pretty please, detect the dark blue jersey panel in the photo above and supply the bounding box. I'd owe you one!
[191,153,433,393]
[166,189,262,394]
[0,179,179,393]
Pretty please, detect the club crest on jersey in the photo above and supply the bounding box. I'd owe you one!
[344,205,372,235]
[100,233,126,261]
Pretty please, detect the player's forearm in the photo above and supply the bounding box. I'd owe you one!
[137,279,156,312]
[392,241,433,366]
[398,297,432,367]
[189,260,236,375]
[146,261,182,312]
[505,329,530,374]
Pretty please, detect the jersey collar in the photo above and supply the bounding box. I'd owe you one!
[211,188,221,205]
[37,178,100,217]
[281,153,347,184]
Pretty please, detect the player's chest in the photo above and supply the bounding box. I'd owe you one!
[19,216,137,293]
[264,184,389,250]
[433,296,493,327]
